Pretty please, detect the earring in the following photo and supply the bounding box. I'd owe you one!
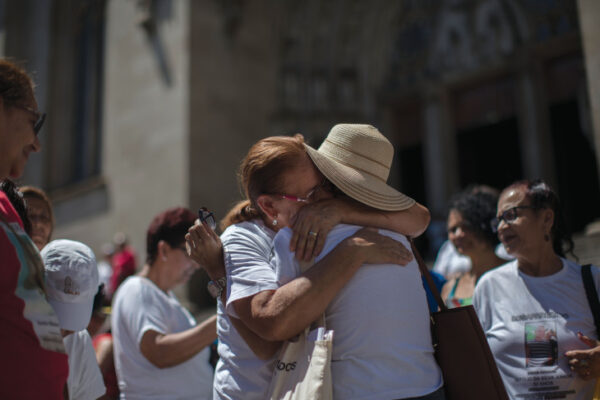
[272,219,278,226]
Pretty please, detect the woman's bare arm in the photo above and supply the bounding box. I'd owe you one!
[232,228,413,341]
[139,315,217,369]
[186,222,281,359]
[291,197,430,260]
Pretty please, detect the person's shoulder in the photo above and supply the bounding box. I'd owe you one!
[113,276,147,304]
[478,259,516,286]
[273,227,293,248]
[76,329,93,342]
[117,275,142,291]
[68,330,94,352]
[564,258,600,277]
[222,220,261,239]
[221,220,273,246]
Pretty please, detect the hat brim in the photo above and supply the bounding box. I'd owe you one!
[48,298,93,331]
[305,144,415,211]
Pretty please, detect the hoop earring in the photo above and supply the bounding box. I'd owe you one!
[272,219,278,226]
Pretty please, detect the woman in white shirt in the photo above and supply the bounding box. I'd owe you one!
[473,179,600,400]
[187,127,432,400]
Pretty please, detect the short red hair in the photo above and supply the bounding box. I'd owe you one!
[146,207,196,265]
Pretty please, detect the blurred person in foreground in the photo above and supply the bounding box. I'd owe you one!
[112,207,216,399]
[186,128,431,400]
[20,185,53,251]
[440,189,506,308]
[473,179,600,399]
[0,58,69,399]
[42,239,106,400]
[97,242,114,289]
[108,232,136,297]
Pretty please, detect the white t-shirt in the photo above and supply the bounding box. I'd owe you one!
[273,224,443,400]
[432,240,471,277]
[112,276,213,400]
[433,240,512,278]
[97,261,112,289]
[64,330,106,400]
[473,258,600,400]
[213,220,278,400]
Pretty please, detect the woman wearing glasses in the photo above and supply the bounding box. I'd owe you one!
[440,189,506,308]
[187,132,430,400]
[0,59,69,399]
[473,179,600,400]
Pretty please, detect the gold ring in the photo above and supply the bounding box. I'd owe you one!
[308,231,318,237]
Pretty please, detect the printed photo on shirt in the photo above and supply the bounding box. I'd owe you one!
[525,322,558,368]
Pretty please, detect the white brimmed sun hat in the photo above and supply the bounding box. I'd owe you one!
[304,123,415,211]
[42,239,99,331]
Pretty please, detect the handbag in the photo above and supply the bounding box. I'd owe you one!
[266,261,333,400]
[410,239,509,400]
[580,264,600,400]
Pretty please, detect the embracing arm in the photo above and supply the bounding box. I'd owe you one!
[186,221,281,359]
[291,197,430,260]
[341,200,430,237]
[229,316,282,360]
[233,228,412,341]
[139,315,217,369]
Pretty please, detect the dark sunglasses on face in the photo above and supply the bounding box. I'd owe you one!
[491,205,537,233]
[15,104,46,135]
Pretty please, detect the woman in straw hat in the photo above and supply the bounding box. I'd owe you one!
[272,124,444,399]
[186,128,431,400]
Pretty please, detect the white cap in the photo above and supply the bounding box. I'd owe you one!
[42,239,99,331]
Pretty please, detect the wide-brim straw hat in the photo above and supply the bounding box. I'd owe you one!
[304,124,415,211]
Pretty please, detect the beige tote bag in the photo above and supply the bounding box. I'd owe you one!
[266,260,333,400]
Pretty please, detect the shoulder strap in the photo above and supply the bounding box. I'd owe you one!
[582,264,600,338]
[409,238,447,312]
[449,275,461,298]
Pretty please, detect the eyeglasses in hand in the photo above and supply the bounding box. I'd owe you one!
[198,208,217,230]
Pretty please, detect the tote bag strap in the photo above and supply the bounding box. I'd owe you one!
[582,264,600,337]
[409,238,447,312]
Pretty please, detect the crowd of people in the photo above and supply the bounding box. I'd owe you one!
[2,58,600,400]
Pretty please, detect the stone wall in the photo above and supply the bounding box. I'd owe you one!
[54,0,191,260]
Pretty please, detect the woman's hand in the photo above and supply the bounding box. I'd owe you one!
[565,332,600,380]
[185,220,225,280]
[348,227,414,266]
[290,198,348,261]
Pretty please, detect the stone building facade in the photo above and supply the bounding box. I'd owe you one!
[2,0,600,307]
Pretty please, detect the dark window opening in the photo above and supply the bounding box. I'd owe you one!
[549,100,600,233]
[456,117,523,192]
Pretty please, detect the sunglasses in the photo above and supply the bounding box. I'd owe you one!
[15,104,46,135]
[491,205,537,233]
[279,178,331,203]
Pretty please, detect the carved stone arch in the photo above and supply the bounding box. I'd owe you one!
[429,9,476,73]
[475,0,515,59]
